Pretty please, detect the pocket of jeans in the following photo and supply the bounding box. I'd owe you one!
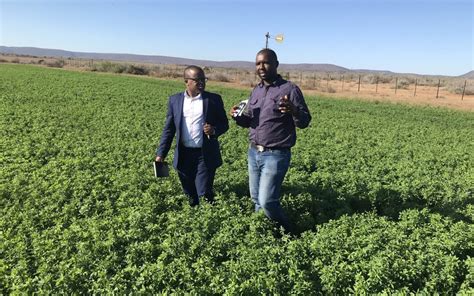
[270,148,290,156]
[264,150,291,174]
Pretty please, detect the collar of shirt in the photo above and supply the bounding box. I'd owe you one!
[184,91,202,101]
[257,75,285,88]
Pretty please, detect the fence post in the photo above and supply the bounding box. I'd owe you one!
[414,78,417,97]
[358,75,361,92]
[313,73,316,88]
[341,75,344,91]
[461,80,467,100]
[326,74,330,90]
[375,76,378,93]
[436,79,440,98]
[395,77,398,94]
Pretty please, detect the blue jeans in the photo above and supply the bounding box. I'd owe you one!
[248,146,291,230]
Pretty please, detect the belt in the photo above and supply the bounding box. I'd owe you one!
[250,143,287,152]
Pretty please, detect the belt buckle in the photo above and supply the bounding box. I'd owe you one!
[255,144,265,152]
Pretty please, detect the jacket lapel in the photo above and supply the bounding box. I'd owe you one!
[176,92,185,141]
[202,91,209,121]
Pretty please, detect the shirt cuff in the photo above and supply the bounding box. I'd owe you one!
[292,108,300,118]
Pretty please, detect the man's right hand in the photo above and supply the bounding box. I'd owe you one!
[155,156,164,162]
[229,105,238,117]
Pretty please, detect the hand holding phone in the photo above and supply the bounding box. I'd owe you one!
[232,99,248,117]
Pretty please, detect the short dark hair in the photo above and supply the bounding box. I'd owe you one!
[184,65,204,78]
[257,48,278,63]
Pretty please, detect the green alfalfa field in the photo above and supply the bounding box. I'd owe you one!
[1,64,473,294]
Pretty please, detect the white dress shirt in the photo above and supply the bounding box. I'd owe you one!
[181,91,204,148]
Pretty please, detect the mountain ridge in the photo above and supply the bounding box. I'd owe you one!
[0,46,346,72]
[0,46,471,77]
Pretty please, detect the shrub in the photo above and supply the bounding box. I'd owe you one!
[378,75,393,84]
[46,59,65,68]
[454,86,474,95]
[93,61,127,73]
[162,70,183,78]
[125,65,149,75]
[237,77,257,87]
[397,78,410,89]
[363,74,377,84]
[210,73,231,82]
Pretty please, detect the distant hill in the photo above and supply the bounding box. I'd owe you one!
[0,46,347,72]
[350,69,395,75]
[460,70,474,79]
[1,46,472,77]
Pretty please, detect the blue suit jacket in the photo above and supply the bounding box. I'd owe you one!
[156,91,229,171]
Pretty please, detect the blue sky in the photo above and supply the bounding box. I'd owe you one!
[1,0,472,76]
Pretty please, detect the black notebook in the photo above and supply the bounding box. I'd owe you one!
[153,161,169,178]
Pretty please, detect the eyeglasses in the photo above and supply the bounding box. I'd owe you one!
[185,77,208,83]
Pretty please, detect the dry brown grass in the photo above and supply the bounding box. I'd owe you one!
[2,54,472,111]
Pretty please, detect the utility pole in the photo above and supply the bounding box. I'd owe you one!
[265,32,284,48]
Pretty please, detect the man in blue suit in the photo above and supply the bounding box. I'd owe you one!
[156,66,229,206]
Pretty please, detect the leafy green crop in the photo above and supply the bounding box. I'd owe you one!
[1,64,473,294]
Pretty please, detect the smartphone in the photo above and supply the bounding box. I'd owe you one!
[233,99,249,117]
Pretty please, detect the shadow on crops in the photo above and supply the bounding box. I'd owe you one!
[282,183,371,234]
[282,183,472,235]
[372,189,472,224]
[221,182,249,198]
[429,198,473,224]
[217,164,472,235]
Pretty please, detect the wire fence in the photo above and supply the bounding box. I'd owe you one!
[2,53,472,100]
[284,72,473,100]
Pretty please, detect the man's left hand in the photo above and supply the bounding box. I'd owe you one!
[203,123,215,137]
[278,95,298,116]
